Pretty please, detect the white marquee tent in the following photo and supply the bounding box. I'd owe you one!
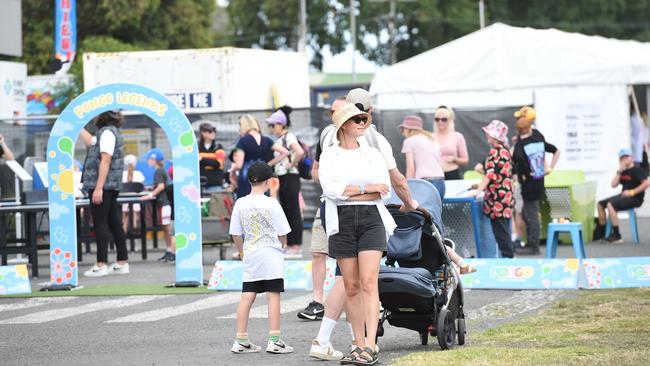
[370,23,650,199]
[370,22,650,109]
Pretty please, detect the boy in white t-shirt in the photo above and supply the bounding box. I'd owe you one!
[229,162,294,355]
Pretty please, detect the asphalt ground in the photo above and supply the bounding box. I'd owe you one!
[0,217,648,365]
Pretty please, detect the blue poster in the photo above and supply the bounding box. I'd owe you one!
[0,265,32,295]
[47,83,202,286]
[55,0,77,63]
[461,258,581,290]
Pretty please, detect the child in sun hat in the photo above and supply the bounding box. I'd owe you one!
[470,120,515,258]
[229,161,294,354]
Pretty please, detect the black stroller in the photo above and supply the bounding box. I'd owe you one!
[378,179,466,350]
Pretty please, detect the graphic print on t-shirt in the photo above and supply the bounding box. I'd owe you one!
[523,142,545,179]
[241,208,274,250]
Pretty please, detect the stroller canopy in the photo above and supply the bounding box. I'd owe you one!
[385,179,444,234]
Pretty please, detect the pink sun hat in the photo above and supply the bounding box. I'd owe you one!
[482,120,509,146]
[398,115,423,130]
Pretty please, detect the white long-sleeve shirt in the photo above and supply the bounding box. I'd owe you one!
[318,144,396,239]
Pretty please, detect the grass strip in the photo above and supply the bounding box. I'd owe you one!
[0,283,214,297]
[394,288,650,366]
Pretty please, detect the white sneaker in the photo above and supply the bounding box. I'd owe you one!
[266,339,294,354]
[109,262,130,275]
[309,339,343,360]
[231,340,262,354]
[83,264,109,277]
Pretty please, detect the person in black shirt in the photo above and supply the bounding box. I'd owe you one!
[593,148,649,243]
[511,106,560,255]
[197,123,226,190]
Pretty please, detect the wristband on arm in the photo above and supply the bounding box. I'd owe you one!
[360,184,365,195]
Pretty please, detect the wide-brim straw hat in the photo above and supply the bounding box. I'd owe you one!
[332,103,372,135]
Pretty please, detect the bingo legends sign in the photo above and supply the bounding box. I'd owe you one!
[47,84,202,288]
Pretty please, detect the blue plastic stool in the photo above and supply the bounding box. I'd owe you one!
[545,223,587,259]
[605,209,639,244]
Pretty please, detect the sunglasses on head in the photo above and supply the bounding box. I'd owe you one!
[354,103,369,112]
[435,117,449,123]
[351,115,368,124]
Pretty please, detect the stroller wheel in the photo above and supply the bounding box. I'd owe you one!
[457,318,466,346]
[436,308,456,350]
[419,331,429,346]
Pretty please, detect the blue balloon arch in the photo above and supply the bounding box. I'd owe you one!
[46,83,203,286]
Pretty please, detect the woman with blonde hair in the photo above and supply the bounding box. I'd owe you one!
[319,102,395,365]
[399,115,446,200]
[432,106,469,180]
[230,114,289,199]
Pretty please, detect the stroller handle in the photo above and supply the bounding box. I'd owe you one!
[385,204,433,221]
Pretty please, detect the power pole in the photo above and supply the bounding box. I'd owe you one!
[369,0,416,65]
[298,0,307,52]
[479,0,485,29]
[350,0,357,83]
[388,0,397,65]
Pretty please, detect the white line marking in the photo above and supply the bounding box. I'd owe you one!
[0,296,160,324]
[107,292,242,323]
[0,297,78,313]
[217,293,313,319]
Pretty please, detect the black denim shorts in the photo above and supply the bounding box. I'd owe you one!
[328,205,386,258]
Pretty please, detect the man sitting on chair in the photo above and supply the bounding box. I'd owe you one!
[593,148,649,243]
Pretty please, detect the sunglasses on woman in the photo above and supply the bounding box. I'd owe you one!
[435,117,449,123]
[351,115,368,124]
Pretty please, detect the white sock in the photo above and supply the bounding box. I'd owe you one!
[316,317,337,346]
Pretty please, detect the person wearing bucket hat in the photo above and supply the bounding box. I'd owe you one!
[593,148,649,243]
[470,120,515,258]
[266,105,305,259]
[318,102,396,365]
[399,115,446,200]
[512,106,561,255]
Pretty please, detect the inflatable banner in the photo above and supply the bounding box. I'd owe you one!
[0,265,32,295]
[208,260,338,291]
[462,258,581,290]
[579,257,650,289]
[47,83,202,287]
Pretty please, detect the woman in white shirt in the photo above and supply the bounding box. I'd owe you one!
[318,103,395,365]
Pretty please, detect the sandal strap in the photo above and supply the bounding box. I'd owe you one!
[341,347,363,361]
[353,347,377,364]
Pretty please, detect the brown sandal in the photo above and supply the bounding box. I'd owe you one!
[340,347,363,365]
[350,347,378,365]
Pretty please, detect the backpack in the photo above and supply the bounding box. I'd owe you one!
[282,133,313,180]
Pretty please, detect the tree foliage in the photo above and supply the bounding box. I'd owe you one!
[17,0,216,76]
[10,0,650,76]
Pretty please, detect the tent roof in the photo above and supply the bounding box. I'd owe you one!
[370,23,650,99]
